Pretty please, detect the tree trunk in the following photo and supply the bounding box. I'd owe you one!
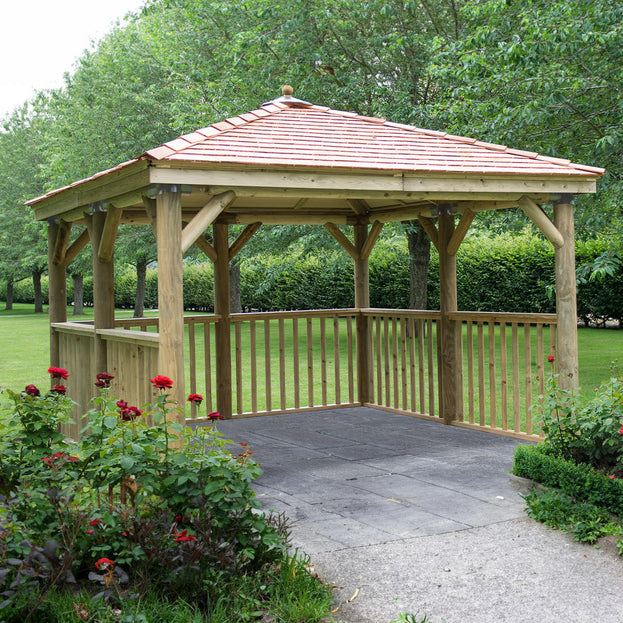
[405,220,431,310]
[134,257,147,318]
[5,278,13,311]
[230,258,242,313]
[72,273,84,315]
[33,271,44,313]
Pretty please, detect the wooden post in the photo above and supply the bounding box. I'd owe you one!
[156,190,186,417]
[438,213,459,424]
[554,197,579,388]
[354,223,370,404]
[214,222,232,417]
[86,212,115,376]
[47,220,68,370]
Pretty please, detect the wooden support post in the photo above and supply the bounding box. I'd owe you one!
[438,214,459,424]
[554,197,579,388]
[214,222,232,418]
[47,221,68,370]
[354,223,370,404]
[156,190,186,417]
[86,213,115,377]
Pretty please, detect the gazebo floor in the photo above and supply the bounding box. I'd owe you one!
[204,407,623,622]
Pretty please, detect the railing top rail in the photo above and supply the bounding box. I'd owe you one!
[230,308,359,322]
[361,308,442,319]
[448,311,558,324]
[97,328,160,346]
[114,317,159,328]
[51,321,95,334]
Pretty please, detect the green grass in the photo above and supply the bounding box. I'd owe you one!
[1,303,621,422]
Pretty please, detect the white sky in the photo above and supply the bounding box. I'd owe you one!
[1,0,147,118]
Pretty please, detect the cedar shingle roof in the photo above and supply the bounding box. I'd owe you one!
[144,100,604,176]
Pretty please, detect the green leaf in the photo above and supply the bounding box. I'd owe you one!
[120,456,135,471]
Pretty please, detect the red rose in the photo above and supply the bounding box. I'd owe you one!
[51,385,67,395]
[175,535,197,542]
[116,400,128,410]
[207,412,224,421]
[547,355,555,363]
[24,384,40,397]
[187,393,203,404]
[150,375,173,389]
[48,366,69,380]
[121,406,143,422]
[95,372,114,389]
[95,558,115,570]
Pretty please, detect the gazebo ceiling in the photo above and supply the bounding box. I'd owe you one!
[29,88,604,225]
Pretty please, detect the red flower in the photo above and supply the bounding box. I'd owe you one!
[89,518,100,526]
[187,393,203,404]
[619,426,623,434]
[175,535,197,542]
[547,355,555,363]
[116,400,128,410]
[51,385,67,395]
[48,367,69,380]
[86,530,94,535]
[207,412,224,421]
[95,372,114,388]
[24,384,40,397]
[150,375,173,389]
[174,515,182,522]
[95,558,115,570]
[121,406,143,422]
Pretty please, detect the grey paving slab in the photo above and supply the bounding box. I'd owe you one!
[200,407,623,622]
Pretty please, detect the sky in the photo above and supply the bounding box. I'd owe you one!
[1,0,147,118]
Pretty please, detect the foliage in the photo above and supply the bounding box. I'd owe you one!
[513,444,623,518]
[0,369,333,621]
[536,367,623,472]
[522,488,621,544]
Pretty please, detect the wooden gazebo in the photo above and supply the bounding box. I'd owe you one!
[28,87,604,440]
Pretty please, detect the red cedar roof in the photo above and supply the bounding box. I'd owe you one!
[27,97,604,207]
[145,100,604,176]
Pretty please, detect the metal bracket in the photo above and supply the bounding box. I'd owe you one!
[87,201,108,214]
[550,193,575,205]
[47,216,59,226]
[430,203,458,217]
[147,184,193,198]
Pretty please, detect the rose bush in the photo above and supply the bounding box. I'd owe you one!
[0,370,287,618]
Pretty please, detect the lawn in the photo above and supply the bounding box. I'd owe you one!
[0,303,621,409]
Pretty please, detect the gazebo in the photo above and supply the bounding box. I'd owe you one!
[28,87,604,440]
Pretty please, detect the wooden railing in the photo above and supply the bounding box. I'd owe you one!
[362,309,441,419]
[55,309,557,440]
[450,312,556,439]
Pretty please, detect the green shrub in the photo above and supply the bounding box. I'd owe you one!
[0,369,288,618]
[513,444,623,517]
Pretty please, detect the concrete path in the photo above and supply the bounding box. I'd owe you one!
[213,407,623,623]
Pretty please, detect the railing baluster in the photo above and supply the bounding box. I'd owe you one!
[512,323,520,432]
[293,318,300,409]
[500,321,508,430]
[279,318,286,410]
[347,315,354,404]
[478,322,485,426]
[250,319,257,414]
[264,319,272,412]
[524,323,533,435]
[467,320,475,425]
[333,316,341,406]
[235,322,243,415]
[307,317,314,407]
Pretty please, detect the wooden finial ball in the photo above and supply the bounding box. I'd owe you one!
[282,85,294,97]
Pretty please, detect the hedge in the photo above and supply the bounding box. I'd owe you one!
[513,444,623,517]
[1,234,621,321]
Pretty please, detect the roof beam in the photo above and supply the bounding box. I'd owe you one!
[229,222,261,261]
[325,222,358,260]
[193,235,217,262]
[52,220,72,266]
[63,228,89,267]
[518,196,564,248]
[447,209,476,256]
[181,191,235,254]
[360,220,384,260]
[98,207,122,263]
[418,216,439,251]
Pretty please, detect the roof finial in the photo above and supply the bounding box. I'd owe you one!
[282,85,294,98]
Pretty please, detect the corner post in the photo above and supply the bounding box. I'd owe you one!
[554,196,579,388]
[214,222,232,418]
[47,220,68,370]
[86,212,115,377]
[354,223,370,404]
[438,213,460,424]
[156,190,186,415]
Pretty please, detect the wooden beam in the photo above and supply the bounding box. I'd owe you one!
[373,206,431,223]
[143,196,157,237]
[554,199,579,388]
[63,229,89,267]
[418,216,439,251]
[181,190,235,254]
[194,235,217,262]
[214,223,232,418]
[347,199,370,215]
[325,222,358,260]
[360,220,384,260]
[518,196,564,248]
[229,222,261,261]
[438,214,460,425]
[156,190,186,417]
[447,209,476,256]
[52,220,72,266]
[47,222,68,369]
[98,207,122,263]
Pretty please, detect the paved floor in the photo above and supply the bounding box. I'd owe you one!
[213,407,623,623]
